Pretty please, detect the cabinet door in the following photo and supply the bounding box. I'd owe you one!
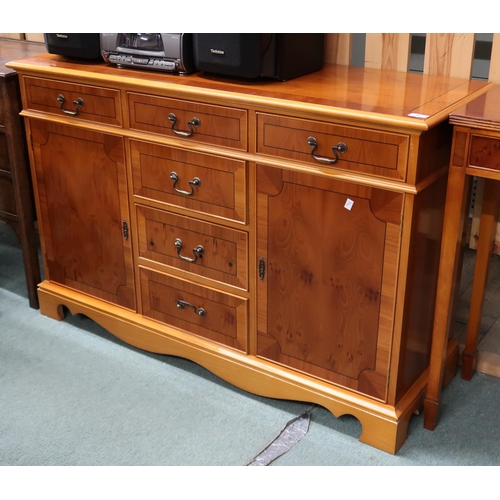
[256,165,403,401]
[29,120,135,310]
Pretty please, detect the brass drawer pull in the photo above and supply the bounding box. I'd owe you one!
[174,238,204,263]
[57,94,84,116]
[168,112,201,137]
[177,299,206,316]
[307,136,347,164]
[169,172,201,196]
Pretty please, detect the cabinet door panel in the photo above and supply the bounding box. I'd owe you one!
[30,120,135,310]
[256,165,403,401]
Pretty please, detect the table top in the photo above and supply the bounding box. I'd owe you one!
[450,84,500,132]
[0,39,47,78]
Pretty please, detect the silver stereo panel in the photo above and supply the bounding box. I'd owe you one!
[100,33,194,74]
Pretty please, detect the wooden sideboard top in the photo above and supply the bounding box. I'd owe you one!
[7,53,493,131]
[0,39,47,78]
[450,85,500,131]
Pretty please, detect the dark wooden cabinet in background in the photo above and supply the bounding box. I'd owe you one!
[0,40,45,308]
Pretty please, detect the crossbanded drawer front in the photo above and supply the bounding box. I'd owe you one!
[257,113,408,181]
[128,92,247,151]
[136,205,248,290]
[130,139,247,223]
[469,135,500,171]
[23,77,122,126]
[140,267,248,352]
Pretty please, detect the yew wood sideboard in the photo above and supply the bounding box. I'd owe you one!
[0,40,45,308]
[7,54,491,453]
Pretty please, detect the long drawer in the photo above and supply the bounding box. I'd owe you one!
[140,267,248,352]
[257,113,409,181]
[128,92,247,151]
[23,76,122,126]
[136,205,248,290]
[130,139,247,223]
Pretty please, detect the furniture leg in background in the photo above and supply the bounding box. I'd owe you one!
[424,131,472,431]
[461,179,500,379]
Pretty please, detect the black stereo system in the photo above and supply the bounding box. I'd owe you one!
[192,33,325,81]
[43,33,325,81]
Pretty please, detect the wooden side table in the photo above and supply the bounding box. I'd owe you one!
[424,85,500,430]
[0,39,46,308]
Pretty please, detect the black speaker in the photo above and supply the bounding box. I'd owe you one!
[44,33,102,60]
[193,34,271,78]
[192,34,324,81]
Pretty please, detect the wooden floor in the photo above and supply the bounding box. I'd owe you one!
[453,247,500,378]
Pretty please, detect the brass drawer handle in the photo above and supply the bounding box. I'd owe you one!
[57,94,84,116]
[168,112,201,137]
[307,136,347,164]
[169,172,201,196]
[177,299,206,316]
[174,238,204,263]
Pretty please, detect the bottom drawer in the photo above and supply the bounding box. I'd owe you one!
[140,267,248,352]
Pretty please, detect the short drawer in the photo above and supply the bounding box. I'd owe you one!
[469,135,500,171]
[128,92,247,151]
[23,76,122,126]
[257,113,409,181]
[136,205,248,290]
[130,139,247,223]
[140,267,248,352]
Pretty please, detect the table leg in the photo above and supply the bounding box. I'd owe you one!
[424,165,470,430]
[462,179,500,380]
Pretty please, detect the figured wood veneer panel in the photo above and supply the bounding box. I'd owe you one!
[257,166,403,401]
[30,120,135,310]
[266,182,384,378]
[469,135,500,171]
